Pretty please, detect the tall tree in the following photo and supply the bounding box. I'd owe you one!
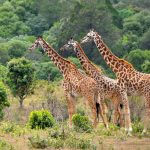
[7,57,35,108]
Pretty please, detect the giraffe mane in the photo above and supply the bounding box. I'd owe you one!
[40,37,77,68]
[77,42,103,74]
[119,59,134,69]
[93,32,134,70]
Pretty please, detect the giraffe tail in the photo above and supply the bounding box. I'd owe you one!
[96,102,100,121]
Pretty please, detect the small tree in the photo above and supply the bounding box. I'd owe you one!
[7,57,35,108]
[0,81,10,119]
[0,64,8,83]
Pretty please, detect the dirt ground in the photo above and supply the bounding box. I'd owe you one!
[0,132,150,150]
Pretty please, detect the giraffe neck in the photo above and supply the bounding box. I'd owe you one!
[73,43,103,79]
[93,33,135,76]
[38,39,71,76]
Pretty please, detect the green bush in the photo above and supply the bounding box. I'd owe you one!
[65,133,94,150]
[72,114,92,132]
[28,110,55,129]
[132,121,144,134]
[0,81,10,119]
[0,139,14,150]
[28,134,48,149]
[0,121,28,136]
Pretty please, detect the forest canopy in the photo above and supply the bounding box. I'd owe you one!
[0,0,150,78]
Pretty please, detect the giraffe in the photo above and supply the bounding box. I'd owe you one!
[29,36,108,128]
[61,38,125,126]
[81,30,150,134]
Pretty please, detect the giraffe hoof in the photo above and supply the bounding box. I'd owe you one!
[127,132,132,137]
[68,123,73,129]
[105,124,109,129]
[125,127,132,136]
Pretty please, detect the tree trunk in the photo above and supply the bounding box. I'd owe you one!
[19,98,24,109]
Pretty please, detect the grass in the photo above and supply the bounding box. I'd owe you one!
[0,120,150,150]
[1,81,150,149]
[0,139,14,150]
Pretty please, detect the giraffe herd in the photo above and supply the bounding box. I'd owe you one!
[29,30,150,135]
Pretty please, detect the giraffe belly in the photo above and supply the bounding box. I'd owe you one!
[127,87,140,96]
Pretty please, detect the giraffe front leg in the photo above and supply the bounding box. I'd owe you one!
[113,99,124,127]
[122,94,132,135]
[87,95,98,128]
[65,92,76,128]
[100,99,109,129]
[112,97,120,126]
[142,96,150,134]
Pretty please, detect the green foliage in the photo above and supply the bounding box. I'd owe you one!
[72,114,92,132]
[0,1,30,38]
[123,10,150,36]
[28,109,55,129]
[0,0,150,76]
[28,134,48,149]
[0,139,14,150]
[7,57,35,107]
[0,81,10,119]
[118,7,135,19]
[139,28,150,50]
[142,60,150,73]
[7,39,28,59]
[0,36,32,64]
[65,133,94,150]
[0,43,10,65]
[34,62,62,81]
[26,14,49,36]
[0,65,8,82]
[127,49,150,71]
[0,121,28,136]
[68,57,82,69]
[132,121,144,134]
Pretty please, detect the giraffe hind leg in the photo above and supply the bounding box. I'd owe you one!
[65,91,76,128]
[143,95,150,134]
[98,95,109,129]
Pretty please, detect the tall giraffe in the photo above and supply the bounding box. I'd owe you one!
[61,38,125,126]
[29,37,108,128]
[81,30,150,133]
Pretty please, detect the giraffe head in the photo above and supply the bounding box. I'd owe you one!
[28,36,43,51]
[81,30,100,44]
[60,38,78,51]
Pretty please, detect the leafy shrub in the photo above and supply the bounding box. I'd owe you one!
[132,121,144,134]
[65,133,94,150]
[0,65,8,83]
[28,110,55,129]
[48,137,64,149]
[0,139,14,150]
[0,121,28,136]
[76,107,86,116]
[0,81,10,119]
[1,122,15,133]
[28,134,48,149]
[72,114,92,132]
